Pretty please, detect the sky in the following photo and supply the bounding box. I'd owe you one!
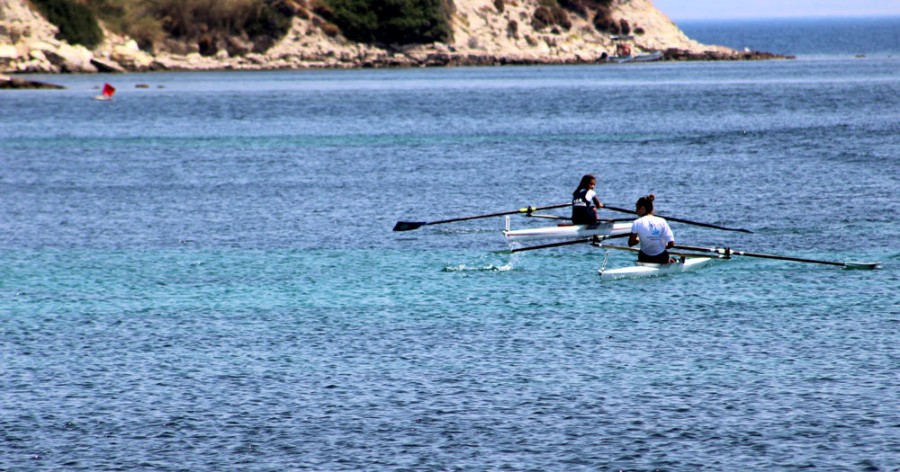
[652,0,900,20]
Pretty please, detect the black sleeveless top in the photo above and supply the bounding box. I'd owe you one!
[571,188,597,225]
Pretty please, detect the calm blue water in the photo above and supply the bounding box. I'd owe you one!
[680,16,900,58]
[1,21,899,471]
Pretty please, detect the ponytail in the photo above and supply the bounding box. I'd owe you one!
[636,193,655,213]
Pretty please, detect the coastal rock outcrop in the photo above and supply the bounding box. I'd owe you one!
[0,73,63,88]
[0,0,783,74]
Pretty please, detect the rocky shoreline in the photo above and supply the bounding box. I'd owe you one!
[0,73,63,88]
[143,45,787,72]
[1,0,790,87]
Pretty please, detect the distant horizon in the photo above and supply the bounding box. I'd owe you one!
[671,14,900,22]
[653,0,900,21]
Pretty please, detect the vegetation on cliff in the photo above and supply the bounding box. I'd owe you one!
[28,0,293,55]
[113,0,292,54]
[30,0,453,53]
[531,0,641,36]
[314,0,453,45]
[30,0,642,56]
[31,0,104,48]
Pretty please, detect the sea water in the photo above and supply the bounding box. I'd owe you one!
[1,19,898,471]
[679,16,900,59]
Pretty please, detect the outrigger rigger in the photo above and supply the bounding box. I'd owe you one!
[503,220,633,241]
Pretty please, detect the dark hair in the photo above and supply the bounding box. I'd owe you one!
[575,174,595,191]
[636,193,655,213]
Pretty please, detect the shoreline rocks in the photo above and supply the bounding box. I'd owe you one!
[662,48,791,61]
[0,74,63,88]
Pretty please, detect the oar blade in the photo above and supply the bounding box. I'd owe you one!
[843,261,881,270]
[393,221,426,232]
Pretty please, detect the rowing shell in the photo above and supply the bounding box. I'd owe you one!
[599,257,714,280]
[504,221,632,241]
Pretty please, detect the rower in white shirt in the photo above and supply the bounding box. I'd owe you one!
[628,194,675,264]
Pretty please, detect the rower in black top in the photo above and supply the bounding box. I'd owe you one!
[571,174,604,225]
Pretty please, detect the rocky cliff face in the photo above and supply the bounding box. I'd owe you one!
[1,0,756,74]
[0,0,152,73]
[444,0,732,62]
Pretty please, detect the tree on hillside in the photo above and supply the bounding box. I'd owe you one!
[320,0,452,45]
[82,0,291,54]
[32,0,104,48]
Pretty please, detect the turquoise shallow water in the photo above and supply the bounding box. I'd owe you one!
[2,48,899,469]
[1,247,897,470]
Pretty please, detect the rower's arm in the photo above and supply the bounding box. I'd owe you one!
[628,233,639,247]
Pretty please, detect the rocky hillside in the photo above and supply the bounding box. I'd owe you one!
[0,0,781,74]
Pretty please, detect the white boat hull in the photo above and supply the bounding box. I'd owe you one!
[599,257,713,280]
[504,222,632,241]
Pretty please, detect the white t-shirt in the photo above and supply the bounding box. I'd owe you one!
[631,214,674,256]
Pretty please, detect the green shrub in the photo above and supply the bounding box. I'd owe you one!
[32,0,104,48]
[556,0,614,26]
[86,0,126,27]
[593,8,618,33]
[321,0,451,45]
[321,22,341,37]
[532,6,553,30]
[558,0,586,18]
[317,0,377,42]
[552,6,571,29]
[532,5,570,31]
[120,0,291,54]
[126,15,167,50]
[506,19,518,38]
[245,2,293,41]
[86,0,164,50]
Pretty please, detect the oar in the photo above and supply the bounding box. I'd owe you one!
[509,234,628,253]
[602,205,754,233]
[596,244,727,259]
[674,245,881,269]
[394,203,571,231]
